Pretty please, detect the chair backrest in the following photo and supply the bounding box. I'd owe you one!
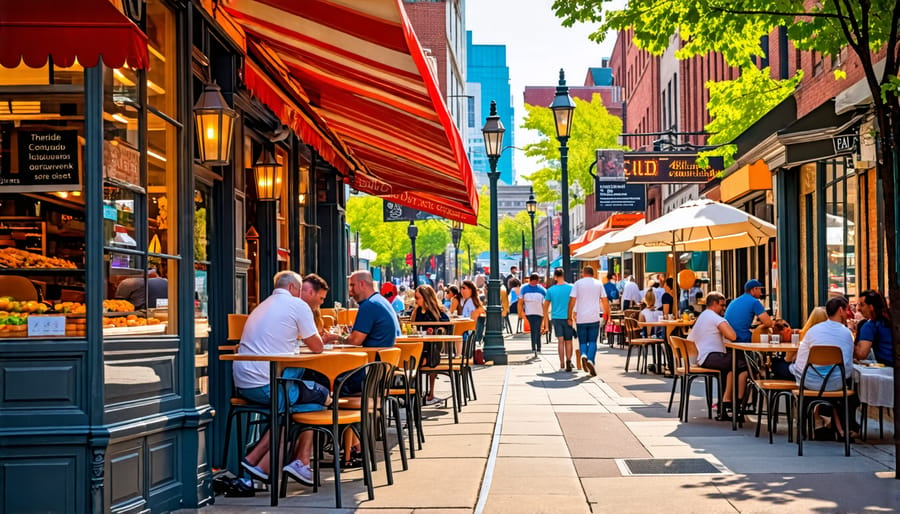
[337,308,358,326]
[321,315,336,329]
[376,347,402,367]
[227,314,248,341]
[800,345,848,394]
[751,325,772,342]
[452,319,477,336]
[623,317,641,341]
[295,352,368,389]
[668,335,687,370]
[395,341,424,371]
[624,309,641,320]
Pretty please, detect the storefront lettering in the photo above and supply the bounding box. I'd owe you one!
[1,129,81,191]
[103,141,140,187]
[624,153,724,183]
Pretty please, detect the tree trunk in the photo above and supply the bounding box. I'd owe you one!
[873,95,900,477]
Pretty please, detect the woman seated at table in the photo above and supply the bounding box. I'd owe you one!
[461,280,486,343]
[445,285,462,316]
[638,289,663,338]
[853,289,893,365]
[769,306,826,380]
[413,285,453,405]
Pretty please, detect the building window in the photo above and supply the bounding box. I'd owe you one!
[822,159,856,298]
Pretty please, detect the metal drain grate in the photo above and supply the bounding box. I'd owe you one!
[617,458,730,476]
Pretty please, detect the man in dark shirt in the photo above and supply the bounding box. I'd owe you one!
[345,270,400,347]
[115,267,168,309]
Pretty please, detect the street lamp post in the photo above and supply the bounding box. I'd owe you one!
[451,220,463,284]
[550,69,576,282]
[408,220,419,288]
[526,187,537,275]
[481,100,507,364]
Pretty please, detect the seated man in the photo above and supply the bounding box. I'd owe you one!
[790,296,859,437]
[233,271,327,487]
[688,292,747,422]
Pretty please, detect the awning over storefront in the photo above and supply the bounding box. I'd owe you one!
[570,213,644,252]
[720,160,771,203]
[0,0,149,69]
[778,99,865,167]
[223,0,479,224]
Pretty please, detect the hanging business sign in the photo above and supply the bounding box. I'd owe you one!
[623,153,724,183]
[832,134,858,155]
[0,129,81,192]
[594,180,646,212]
[382,201,440,222]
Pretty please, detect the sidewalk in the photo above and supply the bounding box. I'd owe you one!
[189,332,898,513]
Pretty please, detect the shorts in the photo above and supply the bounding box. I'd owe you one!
[700,350,747,373]
[551,319,575,340]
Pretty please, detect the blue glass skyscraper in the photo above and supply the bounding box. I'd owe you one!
[466,31,514,185]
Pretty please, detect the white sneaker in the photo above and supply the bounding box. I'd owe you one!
[283,460,314,487]
[424,396,442,406]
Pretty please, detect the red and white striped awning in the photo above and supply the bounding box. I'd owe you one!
[223,0,479,224]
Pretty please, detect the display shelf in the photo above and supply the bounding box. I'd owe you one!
[0,268,85,274]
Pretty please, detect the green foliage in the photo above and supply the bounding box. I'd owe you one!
[521,93,625,204]
[498,211,539,254]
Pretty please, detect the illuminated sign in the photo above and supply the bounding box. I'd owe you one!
[624,153,724,183]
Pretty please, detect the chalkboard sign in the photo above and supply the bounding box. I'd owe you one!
[594,180,646,212]
[382,201,440,222]
[1,129,81,192]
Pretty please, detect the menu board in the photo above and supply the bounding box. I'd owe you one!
[0,129,81,192]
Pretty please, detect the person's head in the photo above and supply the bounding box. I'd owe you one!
[147,267,159,278]
[446,285,460,299]
[461,280,482,307]
[475,274,486,287]
[581,265,594,277]
[508,278,521,289]
[398,284,407,295]
[825,296,850,323]
[607,271,617,282]
[652,281,660,289]
[858,289,889,322]
[744,279,764,299]
[665,277,674,291]
[301,273,329,309]
[800,306,828,339]
[693,279,701,288]
[415,284,443,316]
[643,289,656,308]
[705,292,727,315]
[273,270,303,298]
[554,267,566,282]
[509,266,518,275]
[348,270,375,302]
[528,272,540,285]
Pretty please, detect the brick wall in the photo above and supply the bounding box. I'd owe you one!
[405,2,448,92]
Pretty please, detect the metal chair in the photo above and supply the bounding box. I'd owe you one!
[795,345,854,456]
[623,317,663,373]
[668,336,720,422]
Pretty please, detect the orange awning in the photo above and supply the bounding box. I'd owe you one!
[570,213,645,252]
[223,0,478,224]
[0,0,148,69]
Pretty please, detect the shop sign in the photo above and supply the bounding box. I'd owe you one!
[832,134,858,154]
[0,129,81,192]
[103,141,140,188]
[624,153,724,183]
[594,179,646,212]
[382,201,439,222]
[27,315,66,337]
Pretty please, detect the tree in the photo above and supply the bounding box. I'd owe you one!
[521,93,625,204]
[553,0,900,472]
[498,211,538,254]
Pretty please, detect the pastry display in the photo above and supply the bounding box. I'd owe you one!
[0,247,77,269]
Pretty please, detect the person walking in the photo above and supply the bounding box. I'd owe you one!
[568,266,610,377]
[543,267,575,371]
[518,273,547,357]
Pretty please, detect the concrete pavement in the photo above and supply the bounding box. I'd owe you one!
[186,331,898,513]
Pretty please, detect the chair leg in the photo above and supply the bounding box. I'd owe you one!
[879,407,884,439]
[392,399,408,471]
[448,372,460,424]
[667,375,679,413]
[380,406,394,485]
[705,377,714,419]
[797,396,805,456]
[625,345,633,372]
[221,409,235,471]
[755,389,765,438]
[467,367,477,401]
[843,398,851,456]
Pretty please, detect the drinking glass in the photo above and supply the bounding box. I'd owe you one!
[759,334,769,344]
[771,334,780,344]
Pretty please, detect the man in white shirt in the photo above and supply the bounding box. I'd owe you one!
[622,276,643,310]
[568,266,610,377]
[789,296,859,435]
[687,291,746,422]
[234,271,327,487]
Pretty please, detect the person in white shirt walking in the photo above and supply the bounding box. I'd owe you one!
[518,273,547,357]
[568,266,610,376]
[621,276,643,310]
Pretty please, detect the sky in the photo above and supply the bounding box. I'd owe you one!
[465,0,624,182]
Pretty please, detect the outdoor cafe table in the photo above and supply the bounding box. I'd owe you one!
[852,364,893,438]
[637,319,694,374]
[724,341,801,431]
[220,350,367,506]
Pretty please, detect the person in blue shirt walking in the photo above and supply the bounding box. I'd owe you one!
[543,268,575,371]
[518,273,547,357]
[724,279,773,342]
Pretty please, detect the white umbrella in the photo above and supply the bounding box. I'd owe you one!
[573,228,625,260]
[582,219,647,256]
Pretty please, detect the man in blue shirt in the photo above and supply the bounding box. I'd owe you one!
[724,279,773,342]
[543,267,575,371]
[346,270,400,348]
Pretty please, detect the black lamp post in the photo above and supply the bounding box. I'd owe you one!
[550,69,576,281]
[408,220,419,288]
[451,220,463,284]
[526,187,537,275]
[481,100,507,365]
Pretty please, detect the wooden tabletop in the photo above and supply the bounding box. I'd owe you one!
[637,319,695,327]
[725,341,801,351]
[220,350,367,361]
[396,334,463,343]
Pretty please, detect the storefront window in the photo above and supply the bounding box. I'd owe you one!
[823,159,856,299]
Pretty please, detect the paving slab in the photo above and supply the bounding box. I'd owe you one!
[572,458,623,478]
[482,494,591,513]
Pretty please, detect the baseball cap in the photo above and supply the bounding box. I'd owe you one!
[744,279,764,291]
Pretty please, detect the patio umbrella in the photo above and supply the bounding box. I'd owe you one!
[573,228,624,260]
[630,199,776,291]
[585,219,647,255]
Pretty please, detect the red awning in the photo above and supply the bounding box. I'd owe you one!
[223,0,478,224]
[570,213,645,251]
[0,0,149,69]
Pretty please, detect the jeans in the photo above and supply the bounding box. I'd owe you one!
[526,314,543,352]
[577,322,600,363]
[237,368,328,414]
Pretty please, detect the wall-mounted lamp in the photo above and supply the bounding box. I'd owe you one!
[253,149,282,201]
[193,83,238,165]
